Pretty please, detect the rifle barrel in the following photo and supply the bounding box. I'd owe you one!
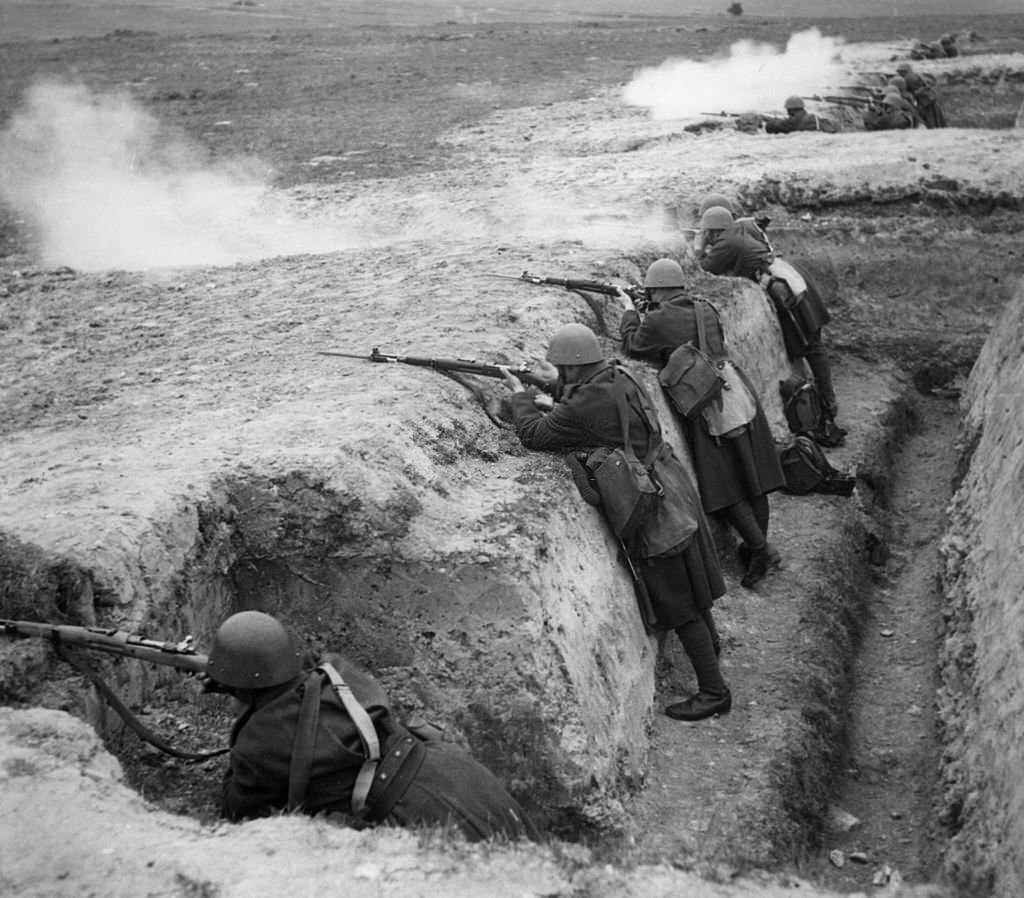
[320,349,549,389]
[2,619,209,674]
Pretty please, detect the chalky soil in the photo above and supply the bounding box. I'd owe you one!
[808,394,958,892]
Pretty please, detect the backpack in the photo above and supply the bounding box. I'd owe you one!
[780,377,823,435]
[779,436,856,497]
[658,301,724,418]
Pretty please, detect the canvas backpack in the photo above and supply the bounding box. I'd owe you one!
[658,301,724,418]
[779,436,856,497]
[780,376,824,435]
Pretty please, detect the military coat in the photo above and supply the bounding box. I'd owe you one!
[620,296,785,514]
[509,362,725,628]
[222,653,535,841]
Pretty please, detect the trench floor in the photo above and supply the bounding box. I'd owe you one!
[803,394,957,892]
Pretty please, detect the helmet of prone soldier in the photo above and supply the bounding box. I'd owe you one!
[940,34,955,44]
[206,610,303,689]
[700,205,734,231]
[784,95,805,111]
[545,323,604,365]
[896,62,912,74]
[643,258,686,289]
[888,75,907,90]
[698,192,736,217]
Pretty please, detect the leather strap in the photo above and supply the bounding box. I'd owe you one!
[362,732,427,823]
[287,671,323,811]
[56,643,229,762]
[286,663,382,816]
[319,662,381,814]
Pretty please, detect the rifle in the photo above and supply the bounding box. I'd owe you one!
[487,271,622,297]
[318,347,550,390]
[1,618,228,760]
[487,270,630,335]
[700,111,745,118]
[805,94,876,108]
[838,85,885,95]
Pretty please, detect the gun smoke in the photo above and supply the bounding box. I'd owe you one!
[0,80,676,273]
[622,28,849,120]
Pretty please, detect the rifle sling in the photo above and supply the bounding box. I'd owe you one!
[56,643,229,762]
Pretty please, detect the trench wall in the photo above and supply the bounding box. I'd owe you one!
[0,263,797,831]
[937,276,1024,897]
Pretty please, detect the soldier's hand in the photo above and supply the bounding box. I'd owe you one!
[531,359,559,387]
[533,393,554,412]
[497,366,525,393]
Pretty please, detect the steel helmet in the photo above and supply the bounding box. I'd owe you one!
[896,62,912,74]
[643,258,685,288]
[888,76,907,90]
[698,193,735,217]
[940,33,955,44]
[206,611,303,689]
[700,205,734,231]
[785,95,805,111]
[546,323,603,365]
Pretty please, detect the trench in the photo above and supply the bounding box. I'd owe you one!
[2,220,1020,889]
[802,393,958,892]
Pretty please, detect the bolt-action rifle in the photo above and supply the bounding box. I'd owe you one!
[487,270,637,335]
[487,271,622,297]
[318,347,550,390]
[804,94,877,109]
[1,618,228,760]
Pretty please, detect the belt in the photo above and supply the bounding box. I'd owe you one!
[362,730,427,823]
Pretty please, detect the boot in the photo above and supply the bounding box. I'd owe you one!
[665,689,732,721]
[741,543,781,588]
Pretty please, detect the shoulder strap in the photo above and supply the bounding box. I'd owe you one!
[694,300,728,360]
[694,300,710,353]
[612,366,663,466]
[287,663,382,816]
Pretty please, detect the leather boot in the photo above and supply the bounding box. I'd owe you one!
[741,543,781,588]
[665,689,732,721]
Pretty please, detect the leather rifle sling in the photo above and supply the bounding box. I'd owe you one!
[287,664,382,815]
[55,643,229,762]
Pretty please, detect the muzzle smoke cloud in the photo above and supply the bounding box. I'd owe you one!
[0,80,357,271]
[622,28,848,120]
[0,80,677,272]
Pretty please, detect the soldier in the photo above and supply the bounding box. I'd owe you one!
[939,34,959,57]
[697,204,845,442]
[763,96,834,134]
[885,76,923,126]
[499,324,732,722]
[207,611,538,840]
[895,62,947,128]
[620,259,785,587]
[863,92,916,131]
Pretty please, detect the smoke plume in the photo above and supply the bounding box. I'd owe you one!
[622,28,849,120]
[0,79,677,272]
[0,80,355,271]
